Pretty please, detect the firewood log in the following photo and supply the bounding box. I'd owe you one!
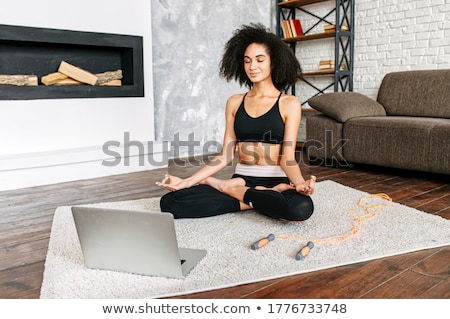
[0,75,38,86]
[96,70,123,85]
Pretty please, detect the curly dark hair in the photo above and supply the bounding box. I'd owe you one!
[219,23,303,91]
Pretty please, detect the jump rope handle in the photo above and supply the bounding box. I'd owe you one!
[295,241,314,260]
[251,234,275,250]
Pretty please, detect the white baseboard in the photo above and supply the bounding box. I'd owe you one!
[0,141,168,191]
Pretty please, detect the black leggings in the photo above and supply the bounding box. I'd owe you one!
[159,174,314,221]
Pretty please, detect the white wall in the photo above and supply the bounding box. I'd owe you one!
[296,0,450,103]
[0,0,163,190]
[354,0,450,98]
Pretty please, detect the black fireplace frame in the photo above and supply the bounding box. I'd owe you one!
[0,24,144,100]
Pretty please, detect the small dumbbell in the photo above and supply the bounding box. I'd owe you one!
[251,234,275,250]
[295,241,314,260]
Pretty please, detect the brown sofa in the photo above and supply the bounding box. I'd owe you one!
[305,69,450,175]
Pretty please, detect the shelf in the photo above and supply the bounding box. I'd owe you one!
[0,24,144,100]
[303,69,335,76]
[303,69,351,76]
[282,30,335,43]
[279,0,331,9]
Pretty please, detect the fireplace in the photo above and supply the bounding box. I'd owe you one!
[0,24,144,100]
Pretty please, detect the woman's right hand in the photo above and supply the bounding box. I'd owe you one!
[155,174,191,192]
[295,175,316,196]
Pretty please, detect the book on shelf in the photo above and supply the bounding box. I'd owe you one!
[281,19,304,39]
[319,60,334,68]
[290,19,304,37]
[317,60,349,72]
[281,20,292,38]
[324,24,349,32]
[319,64,335,70]
[319,59,335,71]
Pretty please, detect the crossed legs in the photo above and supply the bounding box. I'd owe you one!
[160,175,314,221]
[200,176,293,210]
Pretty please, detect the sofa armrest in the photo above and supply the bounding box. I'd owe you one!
[308,92,386,123]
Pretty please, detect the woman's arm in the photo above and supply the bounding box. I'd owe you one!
[279,95,315,195]
[156,94,241,191]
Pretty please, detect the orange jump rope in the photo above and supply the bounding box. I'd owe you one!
[251,193,393,260]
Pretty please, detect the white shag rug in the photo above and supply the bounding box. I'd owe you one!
[40,181,450,299]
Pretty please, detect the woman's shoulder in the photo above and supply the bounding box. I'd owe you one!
[227,93,246,104]
[279,93,301,109]
[278,93,301,121]
[225,93,246,112]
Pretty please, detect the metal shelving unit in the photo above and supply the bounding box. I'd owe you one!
[276,0,355,104]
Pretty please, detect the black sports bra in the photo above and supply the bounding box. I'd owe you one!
[234,92,285,144]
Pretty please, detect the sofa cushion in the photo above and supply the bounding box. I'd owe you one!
[377,69,450,118]
[308,92,386,123]
[343,116,447,172]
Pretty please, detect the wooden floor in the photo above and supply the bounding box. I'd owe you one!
[1,151,449,299]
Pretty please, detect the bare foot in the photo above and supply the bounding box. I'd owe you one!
[255,183,294,193]
[201,176,246,193]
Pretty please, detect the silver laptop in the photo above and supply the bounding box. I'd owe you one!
[71,206,206,279]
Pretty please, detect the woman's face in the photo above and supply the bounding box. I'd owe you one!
[243,43,272,84]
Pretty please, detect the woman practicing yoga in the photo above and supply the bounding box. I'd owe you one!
[156,23,315,222]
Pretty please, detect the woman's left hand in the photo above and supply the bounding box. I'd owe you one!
[155,174,191,192]
[295,175,316,196]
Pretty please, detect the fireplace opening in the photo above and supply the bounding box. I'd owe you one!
[0,24,144,100]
